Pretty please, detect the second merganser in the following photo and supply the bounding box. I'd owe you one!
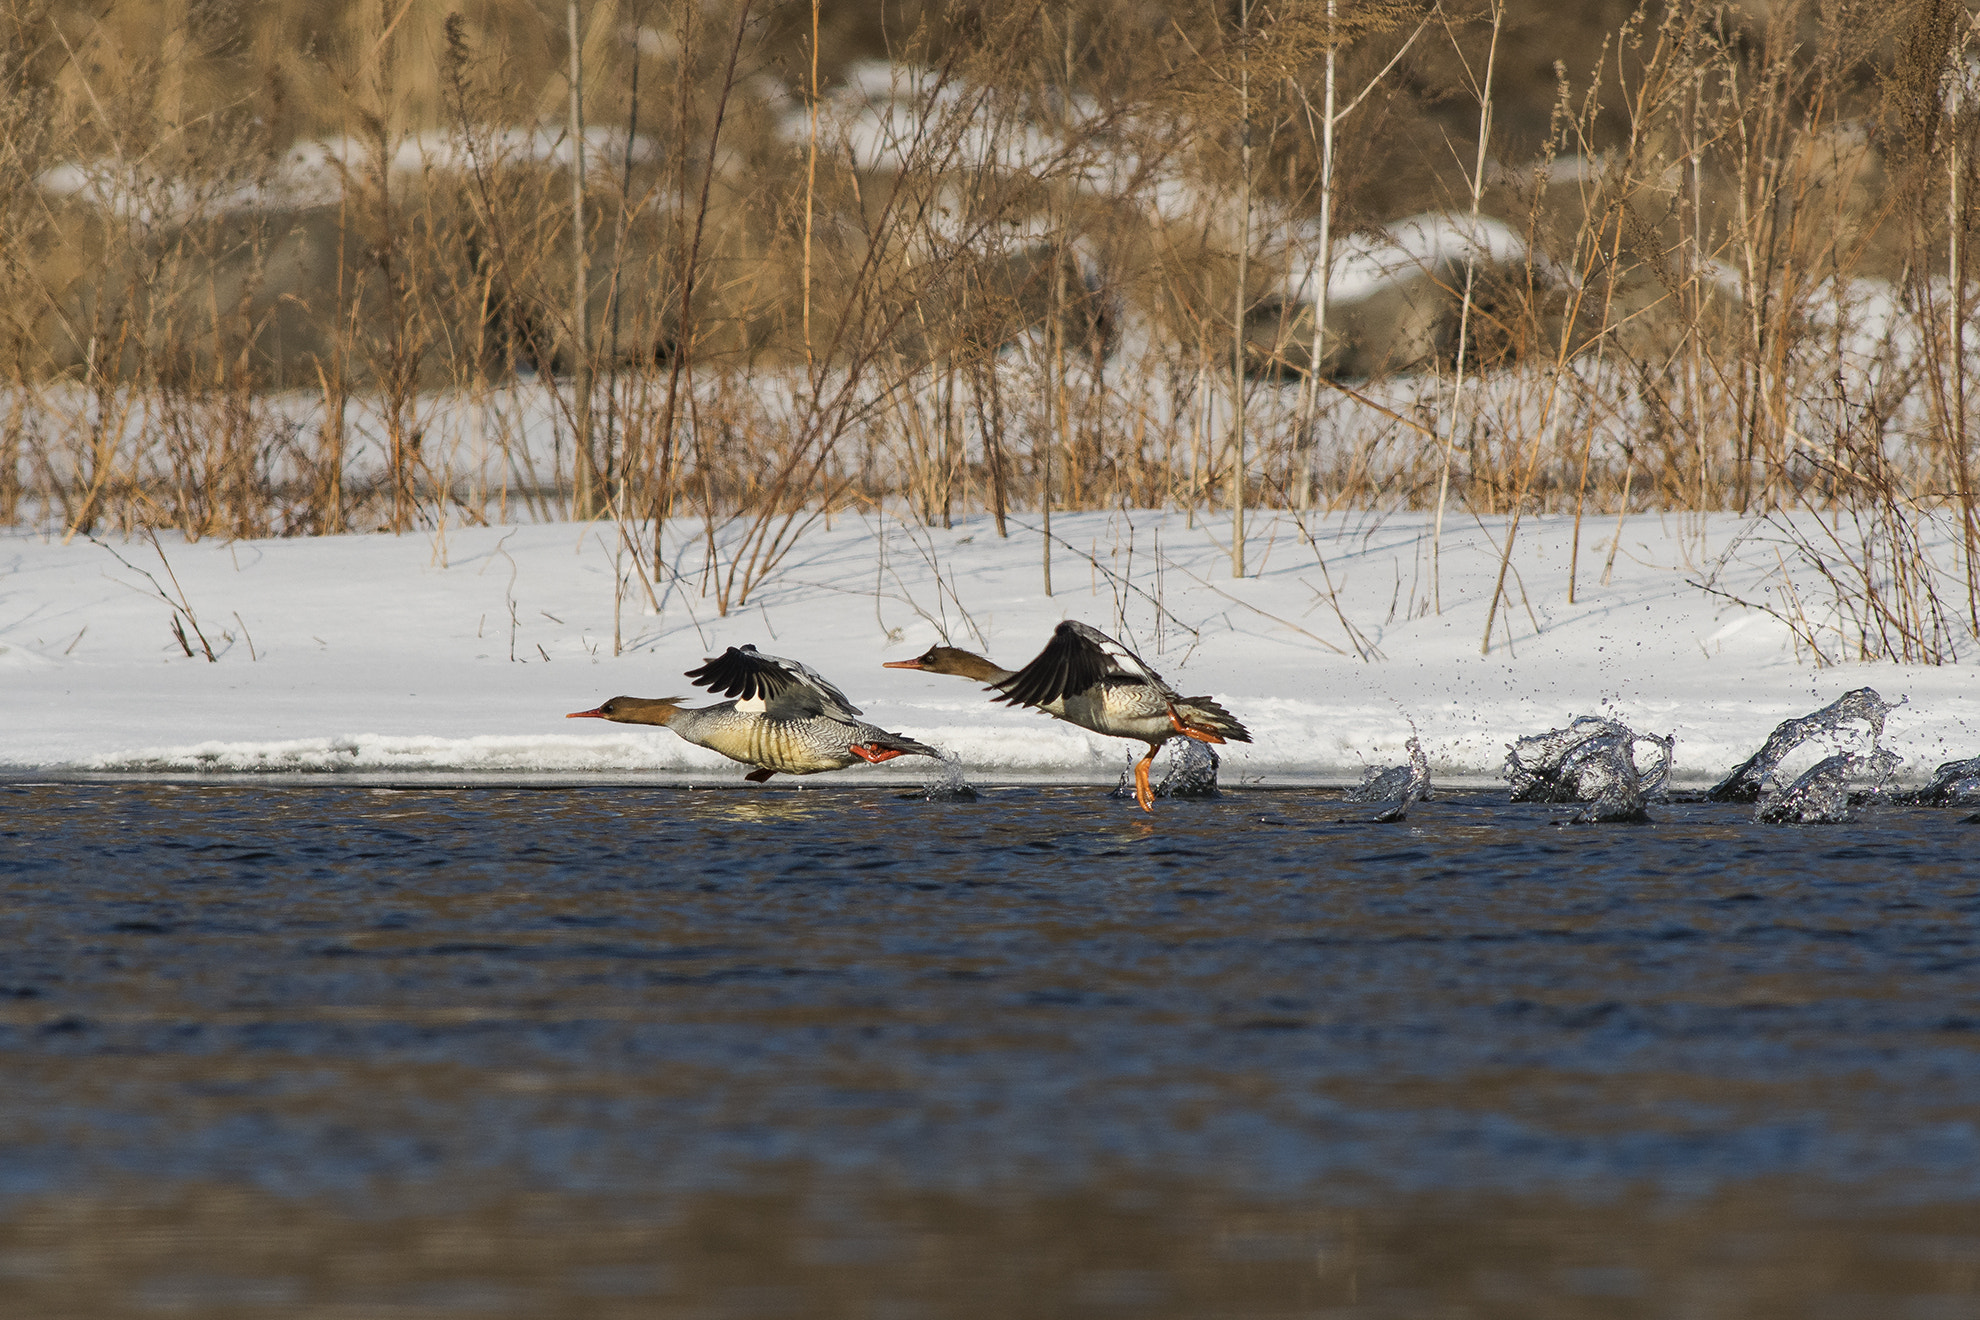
[885,620,1250,810]
[571,644,939,782]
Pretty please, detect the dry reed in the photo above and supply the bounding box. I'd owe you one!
[2,0,1979,658]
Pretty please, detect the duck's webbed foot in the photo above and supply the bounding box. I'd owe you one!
[1169,708,1227,745]
[849,743,907,764]
[745,768,777,783]
[1133,749,1158,812]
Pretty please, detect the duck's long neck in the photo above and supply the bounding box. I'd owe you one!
[604,697,686,726]
[943,651,1014,684]
[607,700,746,757]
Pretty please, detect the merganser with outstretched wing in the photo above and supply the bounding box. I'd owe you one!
[884,621,1248,810]
[570,644,939,782]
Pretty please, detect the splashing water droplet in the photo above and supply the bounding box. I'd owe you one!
[1505,719,1672,823]
[1904,755,1980,806]
[1507,717,1628,803]
[915,752,979,802]
[1110,741,1222,801]
[1158,740,1221,799]
[1757,748,1902,824]
[1347,736,1433,822]
[1709,688,1905,803]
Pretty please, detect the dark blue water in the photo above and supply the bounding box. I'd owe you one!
[3,780,1979,1317]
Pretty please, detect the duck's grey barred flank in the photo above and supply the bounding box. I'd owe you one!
[666,704,937,776]
[570,645,937,781]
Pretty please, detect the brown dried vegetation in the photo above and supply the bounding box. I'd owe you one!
[3,0,1980,653]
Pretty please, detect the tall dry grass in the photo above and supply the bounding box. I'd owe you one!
[3,0,1980,656]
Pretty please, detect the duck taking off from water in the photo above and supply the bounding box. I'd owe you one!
[884,620,1250,811]
[569,645,939,782]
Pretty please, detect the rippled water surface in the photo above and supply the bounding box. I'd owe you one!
[3,780,1979,1317]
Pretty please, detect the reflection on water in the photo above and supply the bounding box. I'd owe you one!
[2,781,1978,1317]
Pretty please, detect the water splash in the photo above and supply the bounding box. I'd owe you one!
[1560,732,1661,824]
[1110,740,1222,801]
[913,752,980,802]
[1708,688,1905,803]
[1757,748,1902,824]
[1507,718,1627,802]
[1902,756,1980,807]
[1505,717,1673,823]
[1346,736,1432,822]
[1159,740,1222,799]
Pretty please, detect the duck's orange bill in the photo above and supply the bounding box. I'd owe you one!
[566,707,607,719]
[880,659,924,669]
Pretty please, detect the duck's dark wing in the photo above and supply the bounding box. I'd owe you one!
[992,620,1174,709]
[685,645,861,719]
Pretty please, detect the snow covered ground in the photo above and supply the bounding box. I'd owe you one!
[4,507,1977,789]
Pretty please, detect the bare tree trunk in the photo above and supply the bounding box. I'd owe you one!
[569,0,598,518]
[802,0,819,371]
[1229,0,1251,578]
[972,334,1010,537]
[1429,0,1501,612]
[603,4,645,509]
[1297,0,1337,513]
[1950,56,1979,633]
[1039,10,1071,597]
[652,0,752,562]
[322,186,349,532]
[370,50,413,534]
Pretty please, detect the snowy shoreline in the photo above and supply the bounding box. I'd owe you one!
[6,509,1978,787]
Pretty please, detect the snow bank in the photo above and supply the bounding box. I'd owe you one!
[1280,212,1544,306]
[40,128,654,222]
[5,509,1978,786]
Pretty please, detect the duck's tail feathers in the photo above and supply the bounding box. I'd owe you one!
[1175,697,1252,744]
[864,728,943,759]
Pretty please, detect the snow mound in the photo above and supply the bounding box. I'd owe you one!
[79,725,1207,780]
[84,733,720,775]
[9,510,1980,783]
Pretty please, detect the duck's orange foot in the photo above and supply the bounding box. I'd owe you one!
[849,743,907,764]
[1134,753,1157,812]
[1169,709,1227,744]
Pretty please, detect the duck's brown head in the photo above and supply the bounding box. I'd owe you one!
[565,696,686,725]
[882,645,1009,683]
